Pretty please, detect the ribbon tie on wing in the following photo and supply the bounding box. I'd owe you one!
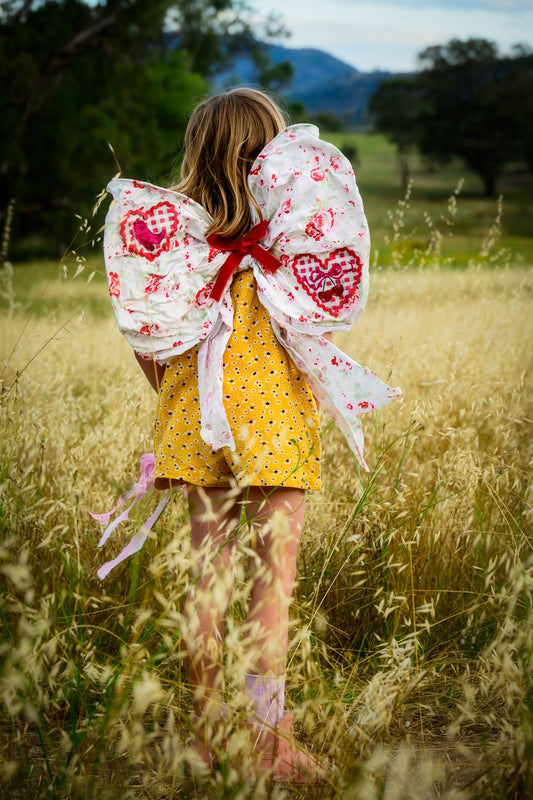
[207,220,281,302]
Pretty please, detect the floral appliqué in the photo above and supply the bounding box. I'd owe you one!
[108,271,120,297]
[121,201,180,263]
[305,208,335,241]
[285,248,363,317]
[195,283,216,309]
[144,273,165,294]
[139,322,160,335]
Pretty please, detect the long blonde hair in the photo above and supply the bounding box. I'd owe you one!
[176,88,287,239]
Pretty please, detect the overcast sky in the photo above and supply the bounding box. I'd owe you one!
[257,0,533,72]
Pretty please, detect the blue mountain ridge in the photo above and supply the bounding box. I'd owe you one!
[214,43,395,126]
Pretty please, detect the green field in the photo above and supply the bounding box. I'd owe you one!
[0,136,532,799]
[5,131,533,275]
[1,258,532,799]
[326,132,533,267]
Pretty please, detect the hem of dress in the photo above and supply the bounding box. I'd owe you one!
[154,475,322,491]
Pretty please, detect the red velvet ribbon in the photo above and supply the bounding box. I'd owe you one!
[207,220,281,302]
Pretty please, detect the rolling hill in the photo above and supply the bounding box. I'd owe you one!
[214,43,395,126]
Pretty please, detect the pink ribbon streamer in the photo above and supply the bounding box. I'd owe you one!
[90,453,156,533]
[91,453,179,580]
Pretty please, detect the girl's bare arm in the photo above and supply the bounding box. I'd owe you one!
[134,352,166,394]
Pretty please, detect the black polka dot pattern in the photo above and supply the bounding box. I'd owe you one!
[153,269,321,489]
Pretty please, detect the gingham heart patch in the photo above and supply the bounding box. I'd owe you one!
[289,248,363,317]
[121,201,179,262]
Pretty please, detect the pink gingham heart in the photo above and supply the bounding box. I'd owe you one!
[289,248,363,317]
[120,201,179,262]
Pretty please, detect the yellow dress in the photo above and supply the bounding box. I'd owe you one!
[153,269,321,489]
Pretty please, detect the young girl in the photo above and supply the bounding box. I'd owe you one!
[102,88,400,782]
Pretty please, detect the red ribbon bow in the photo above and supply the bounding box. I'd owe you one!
[207,220,281,302]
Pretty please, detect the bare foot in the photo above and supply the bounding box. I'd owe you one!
[249,713,327,784]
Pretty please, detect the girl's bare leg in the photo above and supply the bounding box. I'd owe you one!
[183,485,241,722]
[244,487,306,676]
[184,484,323,780]
[241,487,324,783]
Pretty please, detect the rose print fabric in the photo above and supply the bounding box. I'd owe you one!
[103,124,401,469]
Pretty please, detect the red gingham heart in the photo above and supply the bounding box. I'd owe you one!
[288,248,363,317]
[120,202,179,262]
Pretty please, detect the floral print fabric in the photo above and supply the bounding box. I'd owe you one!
[154,270,321,489]
[103,124,401,469]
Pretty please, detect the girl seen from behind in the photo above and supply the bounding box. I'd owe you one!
[100,87,400,783]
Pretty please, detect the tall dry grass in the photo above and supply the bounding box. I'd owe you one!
[0,233,532,797]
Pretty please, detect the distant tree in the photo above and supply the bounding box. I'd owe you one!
[285,100,306,123]
[231,12,294,93]
[0,0,283,251]
[368,76,421,192]
[251,50,293,93]
[339,141,359,168]
[416,38,533,196]
[312,111,347,132]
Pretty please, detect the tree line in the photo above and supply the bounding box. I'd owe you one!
[0,0,290,255]
[370,38,533,197]
[1,1,531,255]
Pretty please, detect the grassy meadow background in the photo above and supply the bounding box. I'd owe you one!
[0,134,532,799]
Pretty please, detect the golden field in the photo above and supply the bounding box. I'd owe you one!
[0,262,532,799]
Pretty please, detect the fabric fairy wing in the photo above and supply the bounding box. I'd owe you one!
[246,125,401,469]
[248,124,370,334]
[104,179,228,363]
[271,320,402,470]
